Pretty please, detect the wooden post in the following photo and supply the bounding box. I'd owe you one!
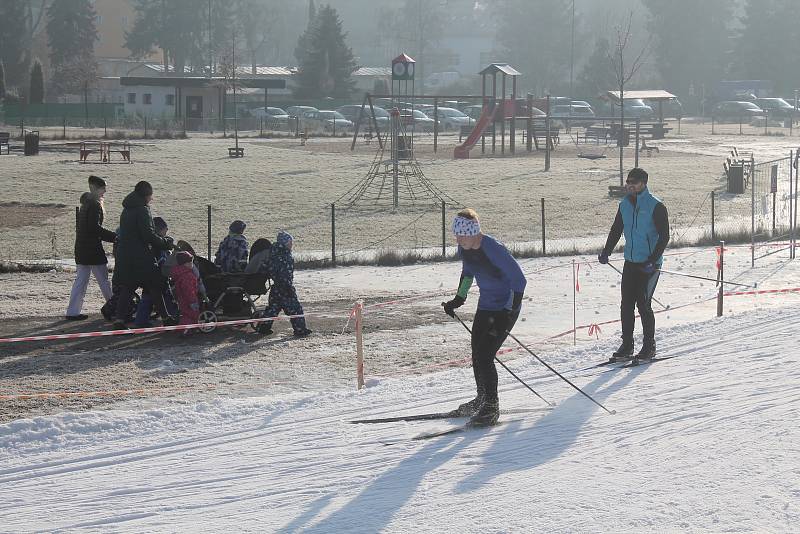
[355,300,365,389]
[717,241,724,317]
[63,117,66,139]
[526,93,533,152]
[207,204,212,260]
[433,98,438,153]
[545,95,551,171]
[572,259,577,345]
[541,197,546,255]
[634,119,640,167]
[500,73,506,156]
[510,75,517,154]
[331,203,336,265]
[441,200,446,258]
[711,190,716,242]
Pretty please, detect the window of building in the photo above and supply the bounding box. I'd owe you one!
[127,93,136,104]
[165,94,175,106]
[143,93,152,105]
[96,15,103,25]
[122,16,128,27]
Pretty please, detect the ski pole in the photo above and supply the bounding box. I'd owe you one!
[503,330,617,415]
[656,268,756,288]
[607,263,670,310]
[449,309,553,407]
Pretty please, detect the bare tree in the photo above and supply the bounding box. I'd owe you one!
[608,12,650,187]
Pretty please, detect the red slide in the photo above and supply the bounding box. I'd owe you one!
[453,104,498,159]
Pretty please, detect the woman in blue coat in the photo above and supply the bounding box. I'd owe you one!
[443,208,527,427]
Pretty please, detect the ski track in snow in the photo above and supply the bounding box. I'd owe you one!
[1,302,799,532]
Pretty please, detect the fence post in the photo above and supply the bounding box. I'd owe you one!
[207,204,212,260]
[63,117,66,139]
[260,118,263,137]
[717,240,724,317]
[441,200,446,258]
[331,203,336,265]
[711,190,716,242]
[751,159,755,268]
[355,300,365,390]
[104,117,108,139]
[572,259,577,346]
[634,118,640,168]
[540,197,546,255]
[183,116,187,137]
[144,117,148,138]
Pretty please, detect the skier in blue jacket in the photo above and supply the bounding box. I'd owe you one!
[599,168,670,362]
[443,208,527,427]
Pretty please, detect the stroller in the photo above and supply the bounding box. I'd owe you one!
[176,240,271,333]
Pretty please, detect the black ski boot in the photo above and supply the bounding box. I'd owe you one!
[632,343,656,364]
[610,341,634,362]
[468,400,500,427]
[450,395,485,417]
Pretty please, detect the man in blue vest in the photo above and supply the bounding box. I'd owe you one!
[598,168,669,362]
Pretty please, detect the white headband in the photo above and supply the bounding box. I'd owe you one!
[452,216,480,236]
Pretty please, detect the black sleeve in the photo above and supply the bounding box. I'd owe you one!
[649,202,670,262]
[602,207,623,255]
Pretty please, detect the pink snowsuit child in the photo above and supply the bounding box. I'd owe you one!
[171,251,200,331]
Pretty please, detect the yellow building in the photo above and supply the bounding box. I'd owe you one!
[92,0,154,59]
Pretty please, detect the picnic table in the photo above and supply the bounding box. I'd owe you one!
[79,141,132,164]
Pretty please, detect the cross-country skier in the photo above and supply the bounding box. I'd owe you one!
[442,208,526,427]
[598,167,669,362]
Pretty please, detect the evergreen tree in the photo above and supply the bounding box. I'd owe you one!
[0,1,30,89]
[293,4,356,99]
[575,37,616,99]
[29,60,44,103]
[495,0,572,95]
[308,0,317,25]
[0,61,6,101]
[643,0,732,98]
[46,0,98,70]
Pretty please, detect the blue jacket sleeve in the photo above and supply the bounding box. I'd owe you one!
[484,238,526,293]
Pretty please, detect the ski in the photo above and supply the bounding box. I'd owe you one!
[621,355,676,368]
[350,407,547,425]
[412,419,516,441]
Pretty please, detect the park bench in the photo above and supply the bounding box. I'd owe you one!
[0,132,9,155]
[530,127,560,150]
[228,146,244,157]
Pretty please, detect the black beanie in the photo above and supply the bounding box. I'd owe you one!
[88,175,107,188]
[135,180,153,197]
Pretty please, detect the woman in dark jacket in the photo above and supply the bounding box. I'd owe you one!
[65,176,117,320]
[113,181,175,328]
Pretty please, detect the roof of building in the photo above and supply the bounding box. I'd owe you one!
[479,63,521,76]
[354,67,391,77]
[119,76,286,89]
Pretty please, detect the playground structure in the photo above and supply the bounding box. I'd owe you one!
[338,53,459,211]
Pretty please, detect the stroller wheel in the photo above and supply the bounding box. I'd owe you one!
[199,310,217,333]
[250,310,265,331]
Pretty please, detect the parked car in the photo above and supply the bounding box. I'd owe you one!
[753,98,795,119]
[644,97,683,120]
[610,98,655,119]
[250,106,290,124]
[711,101,764,122]
[399,109,436,131]
[424,108,475,131]
[285,105,318,118]
[551,104,596,127]
[336,104,390,128]
[301,110,353,132]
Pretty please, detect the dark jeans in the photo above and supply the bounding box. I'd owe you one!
[620,261,661,345]
[116,279,172,324]
[471,308,519,403]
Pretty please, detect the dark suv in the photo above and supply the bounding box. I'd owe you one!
[753,98,795,119]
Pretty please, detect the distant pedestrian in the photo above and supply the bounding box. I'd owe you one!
[598,168,669,362]
[66,175,116,320]
[442,208,526,427]
[256,231,311,337]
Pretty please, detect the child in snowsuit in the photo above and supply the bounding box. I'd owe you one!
[256,231,311,337]
[214,220,249,273]
[442,208,527,427]
[171,251,200,333]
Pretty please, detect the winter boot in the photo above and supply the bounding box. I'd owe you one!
[610,341,635,362]
[451,395,485,417]
[634,342,656,361]
[468,400,500,427]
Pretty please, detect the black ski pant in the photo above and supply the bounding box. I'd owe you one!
[620,260,660,346]
[115,278,172,325]
[471,308,519,403]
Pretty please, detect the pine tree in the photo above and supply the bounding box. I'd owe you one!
[29,60,44,104]
[308,0,317,25]
[293,4,356,99]
[46,0,97,70]
[0,1,30,90]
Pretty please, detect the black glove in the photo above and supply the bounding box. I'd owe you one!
[442,296,465,318]
[164,236,175,250]
[598,251,609,264]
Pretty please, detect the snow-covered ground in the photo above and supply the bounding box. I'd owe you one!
[1,242,799,532]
